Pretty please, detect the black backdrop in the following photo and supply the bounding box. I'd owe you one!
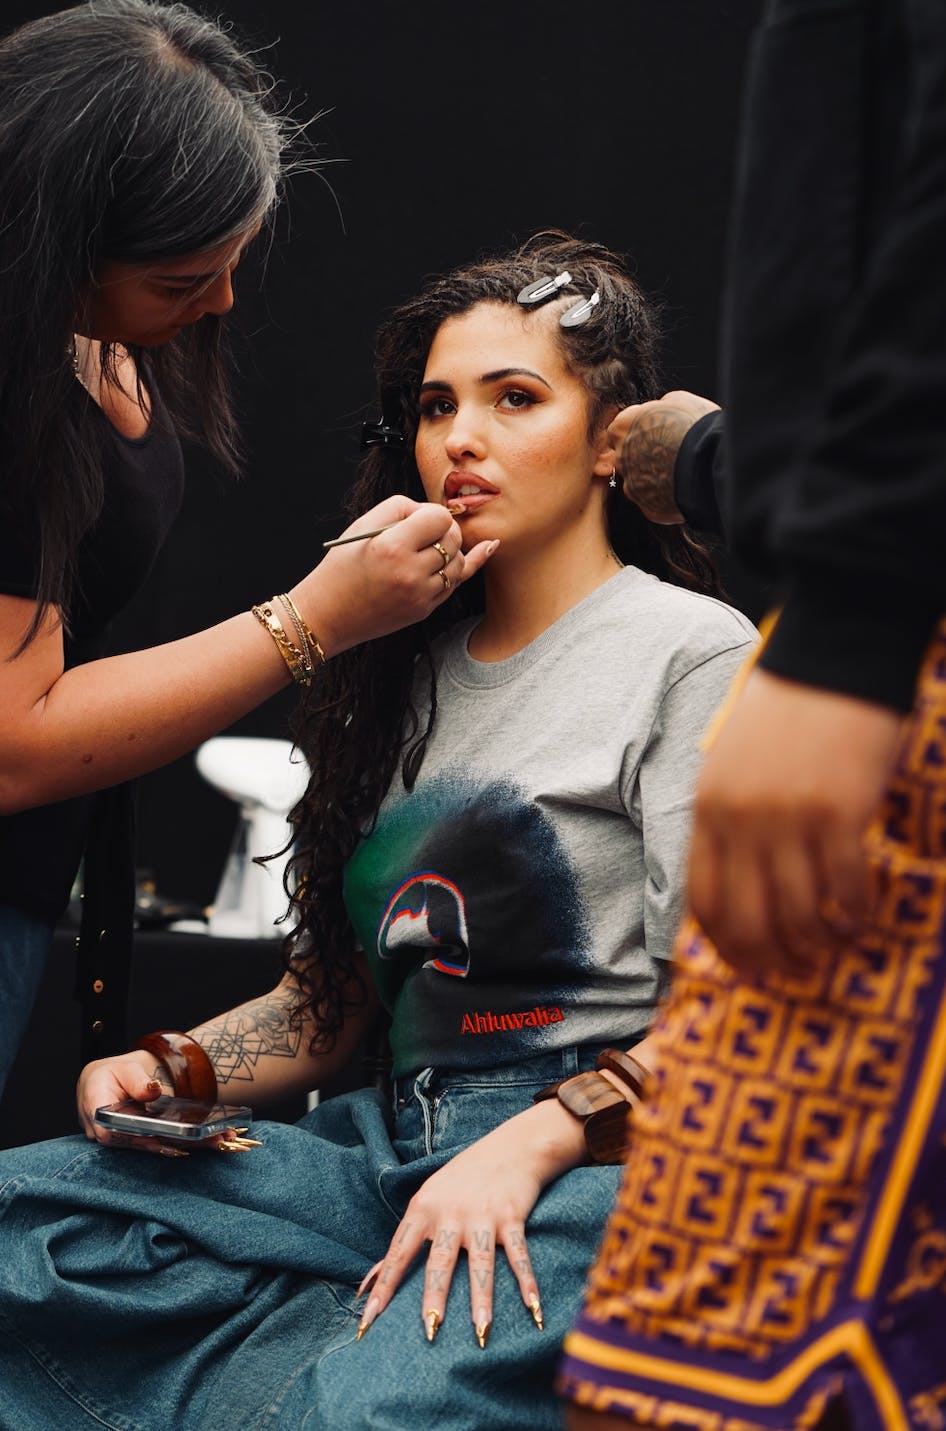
[9,0,764,910]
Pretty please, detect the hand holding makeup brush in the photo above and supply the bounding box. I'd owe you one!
[290,495,498,658]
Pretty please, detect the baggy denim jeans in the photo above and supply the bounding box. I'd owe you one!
[0,1044,622,1431]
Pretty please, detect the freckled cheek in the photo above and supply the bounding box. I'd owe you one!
[413,439,441,502]
[503,432,572,487]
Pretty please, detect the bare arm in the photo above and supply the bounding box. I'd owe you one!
[0,496,496,813]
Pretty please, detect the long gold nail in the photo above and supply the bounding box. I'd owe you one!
[158,1146,189,1158]
[528,1294,544,1331]
[425,1309,442,1343]
[358,1295,381,1340]
[475,1319,491,1350]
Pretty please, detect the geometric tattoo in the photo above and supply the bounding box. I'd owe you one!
[200,990,303,1084]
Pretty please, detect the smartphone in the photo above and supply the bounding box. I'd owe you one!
[94,1095,253,1142]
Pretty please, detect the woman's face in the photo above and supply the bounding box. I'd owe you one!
[79,228,256,346]
[414,302,612,552]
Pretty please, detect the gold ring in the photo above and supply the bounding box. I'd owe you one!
[439,569,451,592]
[432,541,450,573]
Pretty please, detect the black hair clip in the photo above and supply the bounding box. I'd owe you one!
[360,417,406,451]
[560,290,600,327]
[362,385,407,451]
[516,270,572,306]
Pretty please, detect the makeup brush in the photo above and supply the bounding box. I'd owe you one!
[322,504,466,548]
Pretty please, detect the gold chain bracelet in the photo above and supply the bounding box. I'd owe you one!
[251,601,313,686]
[277,593,326,667]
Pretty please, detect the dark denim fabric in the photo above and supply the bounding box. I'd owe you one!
[0,904,56,1099]
[0,1043,621,1430]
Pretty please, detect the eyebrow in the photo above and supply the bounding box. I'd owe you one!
[419,366,552,394]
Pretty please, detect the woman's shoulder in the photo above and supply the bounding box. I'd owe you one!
[601,567,758,672]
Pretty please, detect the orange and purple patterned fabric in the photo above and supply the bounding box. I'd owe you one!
[560,625,946,1430]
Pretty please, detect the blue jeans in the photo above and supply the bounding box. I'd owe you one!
[0,905,56,1101]
[0,1044,622,1431]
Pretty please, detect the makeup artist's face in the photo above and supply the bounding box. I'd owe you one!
[79,228,255,346]
[414,302,611,551]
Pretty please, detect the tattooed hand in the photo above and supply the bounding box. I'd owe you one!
[356,1099,586,1347]
[610,390,720,525]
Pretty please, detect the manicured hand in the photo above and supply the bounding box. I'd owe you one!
[356,1101,583,1346]
[76,1049,172,1152]
[295,497,498,657]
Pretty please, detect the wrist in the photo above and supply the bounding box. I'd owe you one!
[289,570,340,660]
[522,1097,590,1182]
[133,1031,218,1101]
[532,1049,648,1165]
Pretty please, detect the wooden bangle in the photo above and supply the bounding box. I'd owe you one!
[595,1047,648,1103]
[135,1031,218,1101]
[533,1068,633,1165]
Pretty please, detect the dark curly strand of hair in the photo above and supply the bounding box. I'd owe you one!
[284,231,723,1049]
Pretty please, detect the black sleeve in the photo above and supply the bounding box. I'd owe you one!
[729,0,946,712]
[673,411,726,538]
[0,501,39,599]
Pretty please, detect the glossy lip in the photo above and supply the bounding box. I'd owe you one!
[443,471,499,509]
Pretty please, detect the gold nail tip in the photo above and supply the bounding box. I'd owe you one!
[527,1296,544,1330]
[356,1323,369,1342]
[158,1146,189,1158]
[475,1322,491,1350]
[424,1309,442,1342]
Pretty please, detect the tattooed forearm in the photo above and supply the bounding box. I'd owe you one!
[619,408,689,523]
[198,987,304,1084]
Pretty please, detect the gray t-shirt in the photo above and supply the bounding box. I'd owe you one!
[343,567,757,1076]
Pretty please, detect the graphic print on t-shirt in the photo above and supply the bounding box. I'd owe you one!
[344,773,594,1070]
[378,872,471,976]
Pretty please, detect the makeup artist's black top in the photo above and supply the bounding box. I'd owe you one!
[676,0,946,715]
[0,376,183,942]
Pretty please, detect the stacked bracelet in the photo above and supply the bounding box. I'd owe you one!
[533,1047,648,1165]
[135,1030,218,1101]
[277,593,326,668]
[251,596,325,687]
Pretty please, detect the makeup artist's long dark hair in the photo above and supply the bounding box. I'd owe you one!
[283,232,724,1047]
[0,0,294,645]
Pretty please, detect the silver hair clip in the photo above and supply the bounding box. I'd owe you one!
[560,290,600,327]
[516,270,572,306]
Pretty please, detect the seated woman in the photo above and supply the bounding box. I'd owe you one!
[0,233,756,1431]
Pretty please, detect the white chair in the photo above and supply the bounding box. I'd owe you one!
[194,736,310,939]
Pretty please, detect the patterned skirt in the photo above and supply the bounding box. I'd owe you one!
[560,624,946,1430]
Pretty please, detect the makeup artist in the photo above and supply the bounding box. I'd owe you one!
[0,0,494,1099]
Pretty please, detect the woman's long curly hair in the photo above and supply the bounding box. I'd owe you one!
[284,232,723,1046]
